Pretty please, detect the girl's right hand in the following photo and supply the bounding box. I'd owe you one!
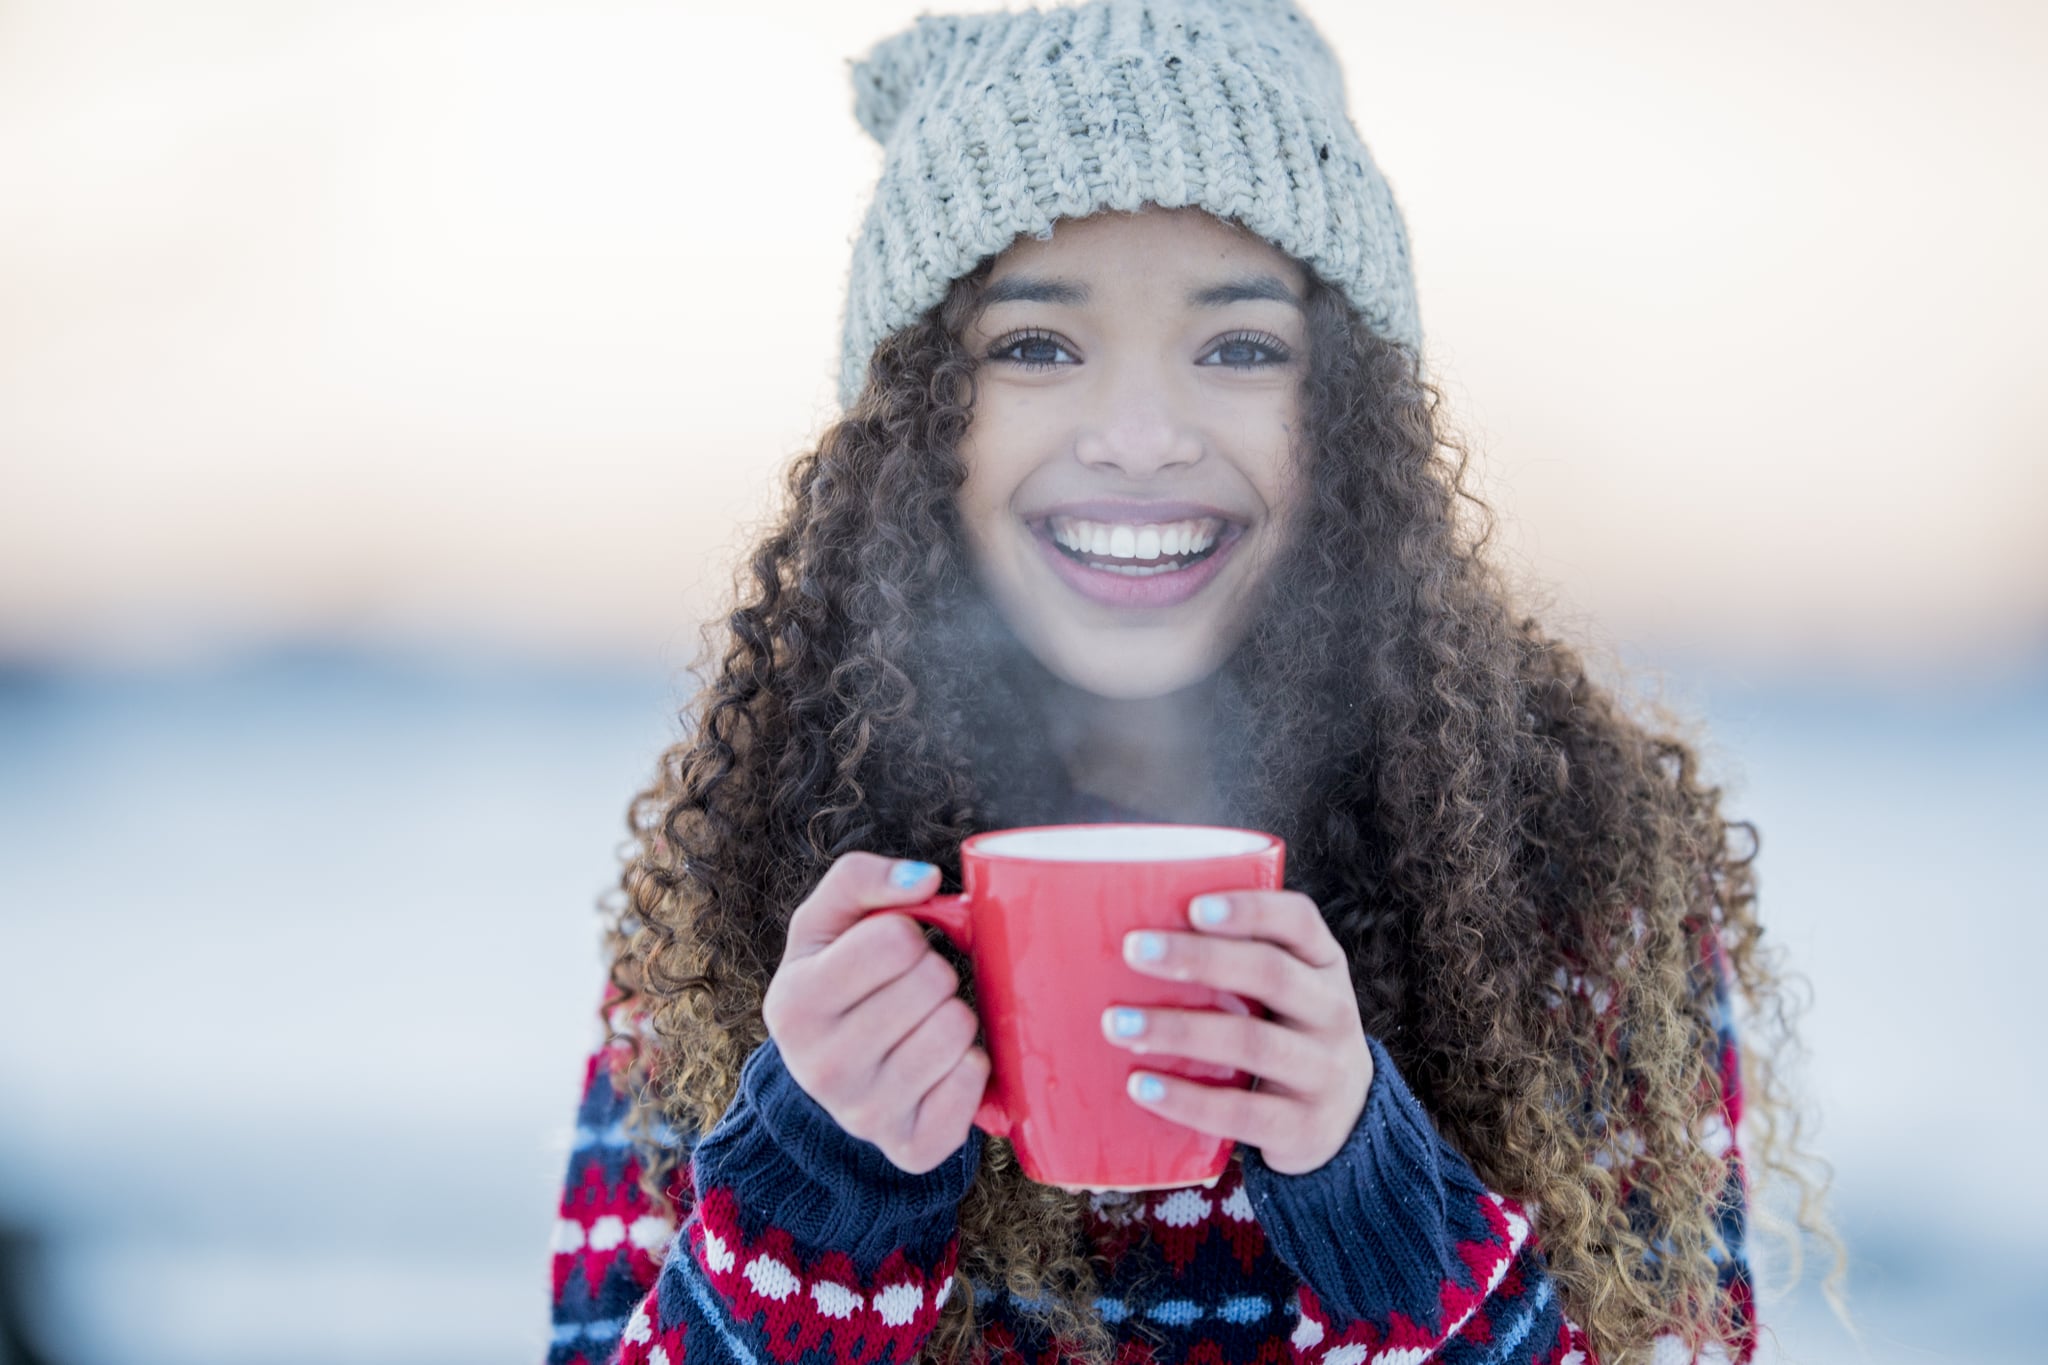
[761,853,990,1175]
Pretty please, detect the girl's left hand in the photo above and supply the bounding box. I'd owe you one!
[1103,890,1373,1176]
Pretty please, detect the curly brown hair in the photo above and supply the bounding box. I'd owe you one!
[596,246,1848,1365]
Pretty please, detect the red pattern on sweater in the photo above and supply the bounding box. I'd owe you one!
[687,1185,959,1365]
[1289,1189,1534,1365]
[554,1150,667,1305]
[1080,1165,1270,1276]
[614,1295,688,1364]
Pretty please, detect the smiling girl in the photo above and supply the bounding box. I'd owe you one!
[544,4,1841,1364]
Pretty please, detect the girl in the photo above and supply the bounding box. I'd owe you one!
[546,3,1842,1363]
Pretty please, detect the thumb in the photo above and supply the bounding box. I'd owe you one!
[784,852,940,960]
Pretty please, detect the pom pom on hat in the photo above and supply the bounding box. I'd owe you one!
[851,13,997,144]
[834,0,1423,409]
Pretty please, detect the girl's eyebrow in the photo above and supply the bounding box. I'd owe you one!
[979,272,1303,311]
[981,275,1089,307]
[1187,274,1304,311]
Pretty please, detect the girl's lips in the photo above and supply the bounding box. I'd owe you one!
[1027,518,1246,609]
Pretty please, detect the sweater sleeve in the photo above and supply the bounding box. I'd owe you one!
[1242,1033,1581,1365]
[1242,933,1756,1365]
[547,1031,981,1365]
[549,1041,691,1365]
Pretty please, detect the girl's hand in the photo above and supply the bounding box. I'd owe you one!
[762,853,990,1176]
[1102,890,1373,1176]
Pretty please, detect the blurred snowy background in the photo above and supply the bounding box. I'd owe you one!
[2,2,2043,1362]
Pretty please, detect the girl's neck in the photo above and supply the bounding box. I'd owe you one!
[1041,674,1229,825]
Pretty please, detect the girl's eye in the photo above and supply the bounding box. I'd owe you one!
[985,329,1293,371]
[1200,331,1294,369]
[986,330,1077,371]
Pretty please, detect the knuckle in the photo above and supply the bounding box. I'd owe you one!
[1206,1087,1243,1124]
[821,851,886,903]
[1163,1010,1202,1054]
[1256,952,1293,1001]
[881,912,928,952]
[1228,1093,1271,1140]
[935,998,978,1048]
[902,1002,957,1062]
[811,855,856,901]
[1170,1081,1214,1125]
[762,970,811,1036]
[846,914,923,970]
[916,949,959,995]
[1231,1103,1271,1148]
[1313,975,1354,1027]
[1237,1019,1275,1072]
[837,850,888,880]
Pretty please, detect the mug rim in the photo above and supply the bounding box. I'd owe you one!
[961,822,1282,864]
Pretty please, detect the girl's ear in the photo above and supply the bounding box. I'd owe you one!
[848,13,997,145]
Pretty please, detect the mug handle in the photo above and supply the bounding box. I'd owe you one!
[894,894,1012,1140]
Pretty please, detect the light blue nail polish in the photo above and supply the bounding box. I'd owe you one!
[1130,1073,1167,1103]
[1107,1007,1146,1039]
[1190,894,1229,926]
[889,860,935,889]
[1127,931,1167,963]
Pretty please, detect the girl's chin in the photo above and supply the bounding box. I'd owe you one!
[1037,644,1223,701]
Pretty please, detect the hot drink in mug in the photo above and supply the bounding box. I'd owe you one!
[891,822,1285,1191]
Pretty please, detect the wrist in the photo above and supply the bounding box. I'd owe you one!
[690,1038,981,1275]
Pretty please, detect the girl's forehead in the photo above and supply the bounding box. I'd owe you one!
[991,206,1297,275]
[977,223,1309,325]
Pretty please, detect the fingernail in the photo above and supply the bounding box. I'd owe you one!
[1125,931,1167,964]
[1105,1007,1147,1039]
[1128,1072,1167,1104]
[1189,894,1229,927]
[889,860,936,889]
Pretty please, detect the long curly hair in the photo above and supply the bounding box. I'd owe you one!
[597,246,1848,1364]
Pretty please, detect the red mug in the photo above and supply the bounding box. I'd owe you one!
[898,822,1286,1191]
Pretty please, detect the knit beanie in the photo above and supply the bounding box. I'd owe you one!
[837,0,1421,409]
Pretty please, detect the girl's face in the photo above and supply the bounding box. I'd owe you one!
[956,206,1309,701]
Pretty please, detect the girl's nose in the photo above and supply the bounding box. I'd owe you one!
[1072,387,1204,478]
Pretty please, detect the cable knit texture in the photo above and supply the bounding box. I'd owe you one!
[837,0,1423,406]
[1243,1033,1525,1337]
[689,1037,984,1276]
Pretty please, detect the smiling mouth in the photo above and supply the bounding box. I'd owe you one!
[1029,514,1245,576]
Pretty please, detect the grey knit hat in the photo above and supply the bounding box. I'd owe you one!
[837,0,1421,408]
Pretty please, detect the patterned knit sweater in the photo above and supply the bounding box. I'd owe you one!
[545,939,1754,1365]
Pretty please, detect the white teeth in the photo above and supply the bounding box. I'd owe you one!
[1045,515,1228,561]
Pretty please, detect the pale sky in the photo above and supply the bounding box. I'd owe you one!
[2,0,2043,676]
